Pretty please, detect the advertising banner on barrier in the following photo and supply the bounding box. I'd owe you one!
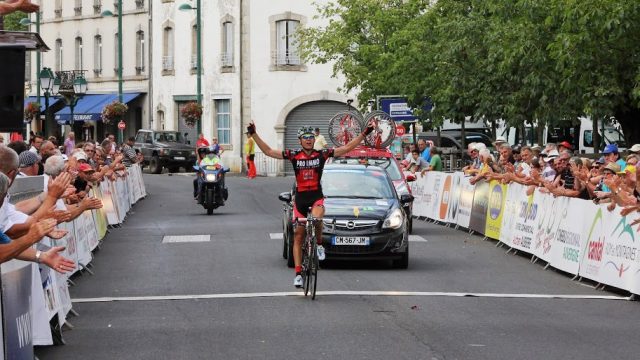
[484,181,507,240]
[82,210,100,251]
[533,194,570,263]
[502,187,539,253]
[499,182,524,245]
[546,197,585,275]
[410,173,434,218]
[456,176,475,228]
[73,213,93,266]
[469,181,490,234]
[428,172,445,220]
[100,181,120,225]
[445,172,463,224]
[1,261,34,360]
[30,263,52,346]
[437,173,453,222]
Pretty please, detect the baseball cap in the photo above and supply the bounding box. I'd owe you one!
[595,156,605,164]
[78,163,95,173]
[629,144,640,153]
[18,151,40,168]
[602,144,619,154]
[603,162,621,174]
[559,141,573,150]
[73,151,88,161]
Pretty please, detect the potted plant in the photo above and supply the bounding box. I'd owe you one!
[181,101,203,128]
[24,101,40,121]
[101,101,128,125]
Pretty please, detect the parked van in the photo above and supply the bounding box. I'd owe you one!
[500,117,626,154]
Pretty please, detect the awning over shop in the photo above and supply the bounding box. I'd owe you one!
[24,96,60,112]
[54,93,142,124]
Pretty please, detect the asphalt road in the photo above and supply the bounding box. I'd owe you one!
[36,173,639,360]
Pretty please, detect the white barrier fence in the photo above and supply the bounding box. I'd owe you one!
[1,164,147,359]
[410,171,640,296]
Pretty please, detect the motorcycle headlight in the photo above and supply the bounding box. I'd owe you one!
[205,173,217,182]
[382,208,404,229]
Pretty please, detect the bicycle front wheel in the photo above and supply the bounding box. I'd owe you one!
[310,241,319,300]
[303,237,312,297]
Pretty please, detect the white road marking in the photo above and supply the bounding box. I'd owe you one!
[72,291,631,303]
[409,235,428,242]
[270,233,427,242]
[162,235,211,243]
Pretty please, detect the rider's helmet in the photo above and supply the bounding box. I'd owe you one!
[297,126,315,139]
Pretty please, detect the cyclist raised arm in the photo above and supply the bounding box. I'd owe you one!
[247,120,374,288]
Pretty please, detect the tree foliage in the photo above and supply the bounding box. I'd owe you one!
[299,0,640,144]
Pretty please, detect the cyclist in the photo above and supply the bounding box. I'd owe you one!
[246,120,374,287]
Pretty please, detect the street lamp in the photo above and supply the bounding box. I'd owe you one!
[38,67,55,134]
[179,0,202,133]
[101,0,123,104]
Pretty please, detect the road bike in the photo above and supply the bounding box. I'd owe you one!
[295,211,322,300]
[328,100,396,149]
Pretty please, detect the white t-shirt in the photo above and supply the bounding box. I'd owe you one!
[0,195,29,232]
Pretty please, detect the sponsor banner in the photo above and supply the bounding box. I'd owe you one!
[499,183,526,246]
[455,176,475,228]
[484,181,507,240]
[73,212,93,266]
[30,263,52,346]
[82,210,100,251]
[533,194,571,265]
[503,187,540,253]
[1,260,34,360]
[445,172,464,224]
[427,172,445,220]
[100,181,120,225]
[91,186,109,240]
[536,195,584,274]
[469,181,490,234]
[411,172,435,218]
[437,174,453,222]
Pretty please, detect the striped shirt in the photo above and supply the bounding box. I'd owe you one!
[122,144,137,166]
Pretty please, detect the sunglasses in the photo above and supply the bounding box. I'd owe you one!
[300,135,315,140]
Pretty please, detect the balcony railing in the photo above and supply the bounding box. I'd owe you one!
[135,0,144,9]
[54,9,62,18]
[220,53,233,67]
[162,56,174,71]
[74,7,82,16]
[271,50,301,66]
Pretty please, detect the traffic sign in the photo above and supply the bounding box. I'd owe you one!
[395,124,406,137]
[118,121,126,130]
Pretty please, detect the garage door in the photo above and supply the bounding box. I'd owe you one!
[177,102,199,146]
[284,100,347,174]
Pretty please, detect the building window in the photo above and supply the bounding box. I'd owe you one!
[274,20,300,65]
[162,26,174,72]
[191,25,198,70]
[55,0,62,18]
[94,35,102,76]
[93,0,102,15]
[136,31,145,75]
[55,39,63,71]
[74,0,82,16]
[75,37,83,70]
[114,33,120,74]
[216,99,231,145]
[135,0,144,10]
[221,21,233,67]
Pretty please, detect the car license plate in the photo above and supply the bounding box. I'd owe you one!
[333,236,370,246]
[174,156,185,160]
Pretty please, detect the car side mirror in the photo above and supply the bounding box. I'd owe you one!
[278,192,292,203]
[400,194,414,204]
[405,174,416,182]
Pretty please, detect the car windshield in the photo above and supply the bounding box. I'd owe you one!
[603,127,627,147]
[332,158,402,181]
[321,169,395,199]
[154,132,184,143]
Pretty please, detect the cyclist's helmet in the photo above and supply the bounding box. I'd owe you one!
[297,126,315,138]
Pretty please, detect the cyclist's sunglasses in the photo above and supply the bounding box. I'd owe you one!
[300,134,315,140]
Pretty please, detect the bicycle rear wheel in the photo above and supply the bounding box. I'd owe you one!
[363,110,396,148]
[328,110,365,147]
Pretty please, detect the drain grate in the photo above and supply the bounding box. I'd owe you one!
[162,235,211,243]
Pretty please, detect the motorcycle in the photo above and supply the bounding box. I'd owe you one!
[194,163,230,215]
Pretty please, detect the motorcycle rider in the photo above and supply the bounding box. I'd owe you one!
[193,147,226,202]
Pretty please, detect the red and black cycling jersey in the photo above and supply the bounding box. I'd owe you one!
[283,148,335,193]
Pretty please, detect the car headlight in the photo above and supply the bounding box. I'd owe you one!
[382,208,404,229]
[205,173,217,182]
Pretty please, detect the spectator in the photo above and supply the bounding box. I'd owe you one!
[121,137,138,167]
[17,151,39,177]
[408,149,429,173]
[313,128,328,151]
[83,142,97,168]
[64,132,76,156]
[417,139,431,163]
[541,150,559,181]
[196,133,209,149]
[424,147,443,173]
[211,137,224,155]
[462,143,481,174]
[603,144,626,169]
[531,145,542,158]
[48,136,58,146]
[29,134,44,153]
[493,136,508,150]
[7,140,27,155]
[404,144,417,162]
